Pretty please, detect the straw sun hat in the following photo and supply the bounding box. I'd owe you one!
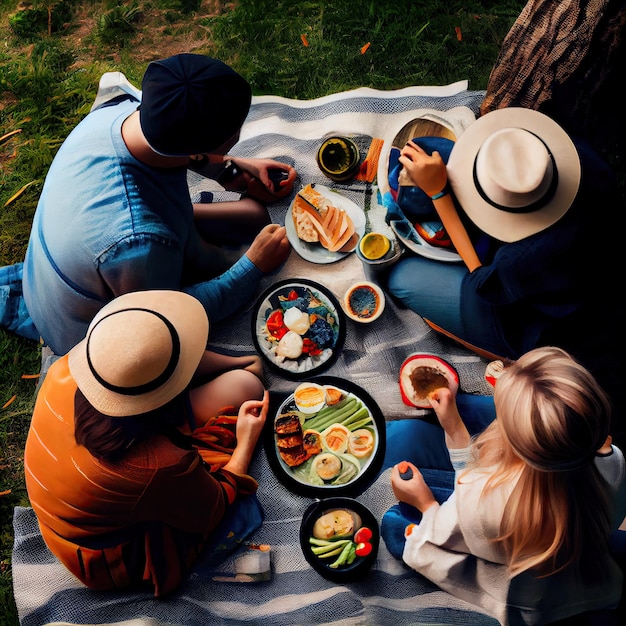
[68,290,209,417]
[447,108,581,243]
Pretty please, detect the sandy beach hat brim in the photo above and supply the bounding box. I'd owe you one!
[446,108,581,242]
[68,290,209,417]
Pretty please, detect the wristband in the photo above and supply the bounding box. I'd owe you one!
[430,189,449,200]
[216,159,241,185]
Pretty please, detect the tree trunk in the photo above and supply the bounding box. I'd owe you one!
[480,0,625,179]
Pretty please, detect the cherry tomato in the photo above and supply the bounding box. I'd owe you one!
[302,338,322,356]
[266,310,288,339]
[354,527,373,544]
[355,541,372,557]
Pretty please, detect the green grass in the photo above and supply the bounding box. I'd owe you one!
[0,0,527,622]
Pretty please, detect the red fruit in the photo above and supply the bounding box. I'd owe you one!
[354,527,373,544]
[355,541,373,557]
[266,310,288,339]
[399,353,459,408]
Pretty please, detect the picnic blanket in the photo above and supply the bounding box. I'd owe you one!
[12,82,500,625]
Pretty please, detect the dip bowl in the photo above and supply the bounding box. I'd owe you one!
[342,281,385,323]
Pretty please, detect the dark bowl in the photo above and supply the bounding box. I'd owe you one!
[299,497,380,583]
[264,376,386,499]
[316,136,360,182]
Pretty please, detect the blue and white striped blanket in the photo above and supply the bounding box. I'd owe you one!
[12,83,499,626]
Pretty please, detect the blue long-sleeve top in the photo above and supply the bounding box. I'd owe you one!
[23,99,263,355]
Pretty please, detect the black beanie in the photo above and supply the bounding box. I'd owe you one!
[139,54,252,156]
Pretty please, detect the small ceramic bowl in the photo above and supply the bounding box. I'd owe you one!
[299,497,379,582]
[342,281,385,323]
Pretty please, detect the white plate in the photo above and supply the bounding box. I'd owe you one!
[285,184,366,264]
[377,114,467,264]
[390,220,462,263]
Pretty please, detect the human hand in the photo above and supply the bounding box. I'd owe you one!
[233,157,297,202]
[246,223,291,273]
[429,387,470,449]
[390,462,437,513]
[223,390,269,475]
[236,390,268,443]
[398,141,448,198]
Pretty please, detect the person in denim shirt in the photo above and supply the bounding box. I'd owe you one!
[22,54,295,356]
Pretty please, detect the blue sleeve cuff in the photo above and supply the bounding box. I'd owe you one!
[184,254,264,324]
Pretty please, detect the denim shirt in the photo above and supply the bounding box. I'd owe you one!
[23,99,262,355]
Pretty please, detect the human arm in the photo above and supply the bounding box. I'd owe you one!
[188,154,297,201]
[401,481,513,612]
[195,351,263,381]
[399,142,482,272]
[428,387,471,450]
[390,463,437,513]
[184,223,290,319]
[243,223,291,272]
[390,387,471,512]
[222,391,269,476]
[136,392,268,535]
[98,233,272,324]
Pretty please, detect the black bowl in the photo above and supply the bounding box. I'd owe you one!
[299,497,380,583]
[316,136,360,182]
[264,376,386,499]
[252,279,346,380]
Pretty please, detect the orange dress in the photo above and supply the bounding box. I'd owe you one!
[24,355,256,596]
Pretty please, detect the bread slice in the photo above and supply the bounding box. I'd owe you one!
[292,184,329,243]
[292,184,356,252]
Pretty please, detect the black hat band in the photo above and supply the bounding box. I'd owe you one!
[86,308,181,396]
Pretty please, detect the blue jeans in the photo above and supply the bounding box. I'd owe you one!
[0,263,40,342]
[381,393,496,559]
[387,255,509,357]
[387,254,466,337]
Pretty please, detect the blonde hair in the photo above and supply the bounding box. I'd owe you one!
[468,347,613,581]
[392,117,456,147]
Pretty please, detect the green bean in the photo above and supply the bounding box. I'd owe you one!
[345,544,357,565]
[304,398,358,431]
[329,540,355,568]
[305,412,347,433]
[316,546,347,559]
[312,544,346,557]
[341,407,370,429]
[309,537,350,547]
[343,416,373,431]
[310,401,362,431]
[328,398,362,422]
[308,396,352,421]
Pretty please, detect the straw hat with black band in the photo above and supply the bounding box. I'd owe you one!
[446,108,581,243]
[68,290,209,417]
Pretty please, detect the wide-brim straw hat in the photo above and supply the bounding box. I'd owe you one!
[447,108,581,242]
[68,290,209,417]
